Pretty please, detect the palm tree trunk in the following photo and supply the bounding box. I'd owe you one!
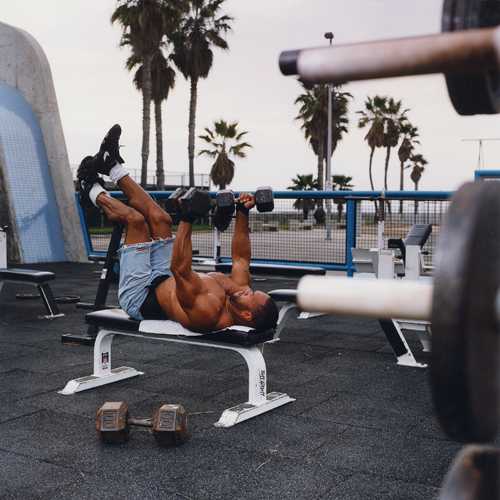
[414,180,419,221]
[140,55,153,189]
[155,98,164,191]
[368,146,378,219]
[384,146,391,190]
[384,146,392,214]
[368,146,375,191]
[399,160,404,214]
[317,140,325,190]
[188,75,198,187]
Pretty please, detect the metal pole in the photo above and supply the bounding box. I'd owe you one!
[325,32,334,241]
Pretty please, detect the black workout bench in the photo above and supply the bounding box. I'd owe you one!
[0,268,63,318]
[215,262,326,279]
[59,308,294,427]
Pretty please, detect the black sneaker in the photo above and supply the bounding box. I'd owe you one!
[77,156,105,210]
[92,124,125,175]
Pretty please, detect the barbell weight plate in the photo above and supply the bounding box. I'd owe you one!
[443,0,500,115]
[439,444,500,500]
[431,181,500,443]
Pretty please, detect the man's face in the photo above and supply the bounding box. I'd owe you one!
[230,289,268,313]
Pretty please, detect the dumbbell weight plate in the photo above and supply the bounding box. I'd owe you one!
[255,186,274,213]
[181,188,212,218]
[431,181,500,442]
[213,206,232,232]
[153,404,187,446]
[96,401,131,444]
[443,0,500,115]
[165,188,186,214]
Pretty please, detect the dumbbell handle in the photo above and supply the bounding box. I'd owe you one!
[280,26,500,84]
[128,418,153,428]
[297,276,433,321]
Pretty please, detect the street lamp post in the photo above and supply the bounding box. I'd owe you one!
[325,32,334,241]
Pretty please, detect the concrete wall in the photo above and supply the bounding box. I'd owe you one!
[0,21,86,262]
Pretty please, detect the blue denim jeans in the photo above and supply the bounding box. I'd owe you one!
[117,237,175,320]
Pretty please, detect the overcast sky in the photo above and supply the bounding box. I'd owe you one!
[2,0,499,192]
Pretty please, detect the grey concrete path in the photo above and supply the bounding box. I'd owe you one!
[0,262,466,499]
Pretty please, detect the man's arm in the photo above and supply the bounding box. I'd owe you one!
[231,193,254,287]
[171,221,220,328]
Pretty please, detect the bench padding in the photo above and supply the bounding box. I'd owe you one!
[0,268,55,283]
[269,289,297,302]
[85,308,274,346]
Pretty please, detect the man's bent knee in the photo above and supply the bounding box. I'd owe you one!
[149,208,172,228]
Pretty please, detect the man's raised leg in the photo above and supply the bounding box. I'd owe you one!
[92,124,173,240]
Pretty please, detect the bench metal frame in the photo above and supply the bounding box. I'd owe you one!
[59,310,294,427]
[0,230,63,318]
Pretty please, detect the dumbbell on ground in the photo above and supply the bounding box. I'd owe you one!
[96,401,187,446]
[164,187,212,220]
[214,186,274,232]
[297,180,500,445]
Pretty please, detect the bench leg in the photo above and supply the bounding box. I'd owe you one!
[37,283,64,318]
[272,302,298,340]
[58,328,143,395]
[214,344,295,428]
[416,325,432,352]
[378,319,427,368]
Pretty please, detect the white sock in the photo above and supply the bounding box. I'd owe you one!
[89,183,110,207]
[109,162,129,186]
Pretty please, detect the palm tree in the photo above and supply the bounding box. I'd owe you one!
[398,122,419,192]
[408,154,427,191]
[198,120,252,189]
[397,122,419,213]
[331,175,354,222]
[287,174,319,220]
[382,97,408,190]
[130,51,176,190]
[112,0,179,188]
[295,81,350,190]
[357,96,387,191]
[171,0,233,187]
[407,153,428,219]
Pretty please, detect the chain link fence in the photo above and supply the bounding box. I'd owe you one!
[79,191,452,271]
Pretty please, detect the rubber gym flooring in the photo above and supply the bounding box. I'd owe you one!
[0,261,470,499]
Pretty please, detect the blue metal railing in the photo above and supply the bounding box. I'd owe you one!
[77,190,453,275]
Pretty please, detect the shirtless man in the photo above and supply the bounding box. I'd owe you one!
[77,125,279,333]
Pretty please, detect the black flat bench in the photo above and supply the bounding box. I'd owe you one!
[85,308,276,346]
[215,262,326,279]
[0,268,62,318]
[59,308,294,427]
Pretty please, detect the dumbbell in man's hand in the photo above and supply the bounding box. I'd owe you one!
[214,187,274,232]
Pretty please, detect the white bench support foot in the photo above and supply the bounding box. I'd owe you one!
[58,366,144,395]
[215,392,295,428]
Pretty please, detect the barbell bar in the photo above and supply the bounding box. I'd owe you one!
[279,0,500,115]
[279,27,500,85]
[297,277,434,321]
[297,180,500,444]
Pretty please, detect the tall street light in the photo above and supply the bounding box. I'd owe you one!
[325,32,334,240]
